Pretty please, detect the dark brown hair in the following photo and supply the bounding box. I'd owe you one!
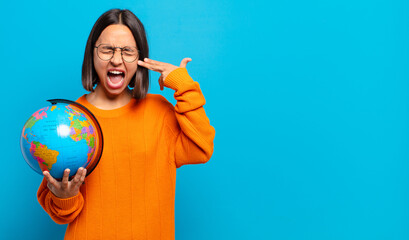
[82,9,149,99]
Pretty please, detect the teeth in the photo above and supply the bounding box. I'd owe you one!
[109,71,123,75]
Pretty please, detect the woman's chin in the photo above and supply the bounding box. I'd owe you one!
[98,83,130,99]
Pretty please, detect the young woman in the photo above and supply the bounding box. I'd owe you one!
[37,9,215,240]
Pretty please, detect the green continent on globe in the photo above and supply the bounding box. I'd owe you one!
[25,116,39,129]
[31,141,59,171]
[69,119,94,143]
[66,108,97,161]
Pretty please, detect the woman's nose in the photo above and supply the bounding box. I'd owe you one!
[111,50,123,65]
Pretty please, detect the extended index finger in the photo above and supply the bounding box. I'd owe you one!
[143,58,164,65]
[137,60,164,72]
[138,58,165,72]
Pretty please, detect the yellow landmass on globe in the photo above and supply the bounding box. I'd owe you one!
[80,120,90,128]
[33,144,59,170]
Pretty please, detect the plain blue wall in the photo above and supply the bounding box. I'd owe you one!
[1,0,408,239]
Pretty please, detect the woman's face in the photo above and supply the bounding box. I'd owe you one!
[93,24,138,98]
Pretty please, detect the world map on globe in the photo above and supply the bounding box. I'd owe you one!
[20,100,103,179]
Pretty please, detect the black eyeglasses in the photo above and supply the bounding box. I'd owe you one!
[95,44,139,63]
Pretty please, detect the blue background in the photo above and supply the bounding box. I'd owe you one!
[1,0,408,239]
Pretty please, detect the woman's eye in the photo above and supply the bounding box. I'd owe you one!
[100,46,113,52]
[123,51,134,56]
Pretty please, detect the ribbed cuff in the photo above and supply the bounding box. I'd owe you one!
[50,192,82,209]
[164,68,194,91]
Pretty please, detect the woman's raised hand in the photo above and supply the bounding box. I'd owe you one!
[43,168,87,199]
[138,58,192,90]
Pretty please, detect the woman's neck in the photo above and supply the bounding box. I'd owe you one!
[86,86,133,110]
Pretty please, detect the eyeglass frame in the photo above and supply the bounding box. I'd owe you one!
[94,44,140,63]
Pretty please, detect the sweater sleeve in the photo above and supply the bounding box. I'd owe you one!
[163,67,216,168]
[37,178,84,224]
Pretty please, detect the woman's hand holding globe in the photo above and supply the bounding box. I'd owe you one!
[43,168,87,199]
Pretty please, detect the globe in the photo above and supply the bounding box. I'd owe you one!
[20,99,103,179]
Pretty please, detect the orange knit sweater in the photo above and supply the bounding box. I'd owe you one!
[37,68,215,240]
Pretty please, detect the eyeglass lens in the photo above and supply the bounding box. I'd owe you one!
[96,45,138,63]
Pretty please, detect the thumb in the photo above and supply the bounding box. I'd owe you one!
[179,58,192,68]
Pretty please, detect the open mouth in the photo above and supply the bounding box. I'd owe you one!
[107,70,125,89]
